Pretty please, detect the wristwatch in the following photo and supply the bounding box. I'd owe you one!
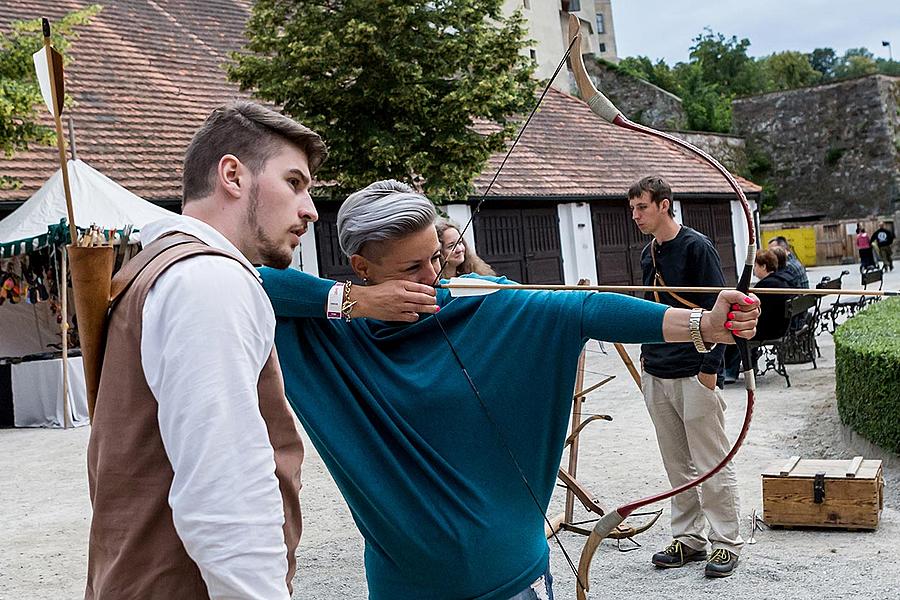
[689,307,713,353]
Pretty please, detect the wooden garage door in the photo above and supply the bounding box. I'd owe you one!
[314,203,357,282]
[474,206,564,284]
[680,199,737,285]
[590,201,650,286]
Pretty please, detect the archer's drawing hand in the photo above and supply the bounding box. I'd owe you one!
[702,290,760,343]
[350,280,438,323]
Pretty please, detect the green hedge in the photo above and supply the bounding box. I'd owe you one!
[834,298,900,454]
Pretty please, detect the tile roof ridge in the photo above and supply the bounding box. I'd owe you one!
[144,0,229,63]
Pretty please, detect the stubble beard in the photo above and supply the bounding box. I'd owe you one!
[247,183,293,269]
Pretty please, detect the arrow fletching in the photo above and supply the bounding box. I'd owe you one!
[444,277,505,297]
[33,20,65,117]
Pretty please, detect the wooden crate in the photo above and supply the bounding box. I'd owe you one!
[761,456,884,529]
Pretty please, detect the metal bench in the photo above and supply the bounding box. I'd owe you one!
[751,293,821,388]
[817,270,849,335]
[828,267,883,326]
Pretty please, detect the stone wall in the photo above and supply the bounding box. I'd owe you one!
[667,131,748,174]
[732,75,900,221]
[585,59,688,130]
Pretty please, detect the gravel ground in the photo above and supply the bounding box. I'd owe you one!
[1,263,897,600]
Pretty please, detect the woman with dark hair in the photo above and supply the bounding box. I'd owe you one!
[435,219,497,278]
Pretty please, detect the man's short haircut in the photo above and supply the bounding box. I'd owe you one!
[337,180,437,257]
[182,101,327,204]
[628,175,675,217]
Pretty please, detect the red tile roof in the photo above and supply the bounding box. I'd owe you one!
[1,0,253,204]
[2,1,759,206]
[473,88,761,198]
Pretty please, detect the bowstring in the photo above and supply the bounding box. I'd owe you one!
[435,33,580,282]
[430,33,589,590]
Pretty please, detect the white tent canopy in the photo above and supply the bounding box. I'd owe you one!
[0,158,171,251]
[1,159,171,358]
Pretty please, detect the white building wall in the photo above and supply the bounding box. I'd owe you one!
[294,222,319,276]
[444,204,475,250]
[731,198,759,279]
[502,0,605,90]
[671,200,683,225]
[557,202,598,284]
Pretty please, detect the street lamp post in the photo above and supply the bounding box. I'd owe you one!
[883,40,893,61]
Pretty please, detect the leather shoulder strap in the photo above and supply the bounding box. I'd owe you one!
[110,232,256,306]
[649,237,700,309]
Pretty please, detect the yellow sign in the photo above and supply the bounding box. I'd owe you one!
[762,227,817,267]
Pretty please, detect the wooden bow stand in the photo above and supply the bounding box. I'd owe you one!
[545,280,661,545]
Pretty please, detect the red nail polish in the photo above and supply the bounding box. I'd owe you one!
[743,296,755,304]
[728,312,735,320]
[725,321,733,329]
[435,306,441,313]
[732,303,739,310]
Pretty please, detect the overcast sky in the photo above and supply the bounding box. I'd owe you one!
[612,0,900,64]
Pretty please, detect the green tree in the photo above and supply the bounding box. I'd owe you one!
[808,47,837,80]
[0,7,99,188]
[675,62,732,133]
[876,58,900,76]
[688,29,764,96]
[833,48,878,78]
[228,0,538,201]
[617,56,680,95]
[760,51,821,91]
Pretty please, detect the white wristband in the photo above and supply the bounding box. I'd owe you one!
[326,283,344,319]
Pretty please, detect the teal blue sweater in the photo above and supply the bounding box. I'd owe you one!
[259,269,668,600]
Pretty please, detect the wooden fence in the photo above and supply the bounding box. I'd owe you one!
[762,217,895,267]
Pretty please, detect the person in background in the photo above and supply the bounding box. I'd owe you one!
[629,175,744,578]
[435,219,497,278]
[856,226,876,271]
[767,236,809,289]
[723,248,795,382]
[871,223,894,272]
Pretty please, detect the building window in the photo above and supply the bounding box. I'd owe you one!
[562,0,581,12]
[595,13,605,34]
[529,49,537,62]
[599,42,606,53]
[523,0,530,8]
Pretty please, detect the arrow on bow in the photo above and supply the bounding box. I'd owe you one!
[439,278,898,298]
[565,13,758,599]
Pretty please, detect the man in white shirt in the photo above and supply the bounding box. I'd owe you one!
[85,102,437,599]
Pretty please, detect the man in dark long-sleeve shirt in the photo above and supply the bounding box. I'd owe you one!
[640,227,727,387]
[628,175,744,579]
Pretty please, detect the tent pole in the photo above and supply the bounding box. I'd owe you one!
[61,246,71,429]
[67,117,79,161]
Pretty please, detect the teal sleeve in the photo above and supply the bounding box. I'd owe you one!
[258,266,337,318]
[581,292,668,343]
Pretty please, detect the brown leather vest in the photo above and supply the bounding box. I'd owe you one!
[85,235,303,599]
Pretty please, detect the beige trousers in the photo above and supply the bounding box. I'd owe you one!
[642,373,744,554]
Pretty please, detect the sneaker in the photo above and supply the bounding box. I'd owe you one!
[705,548,739,578]
[651,540,707,568]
